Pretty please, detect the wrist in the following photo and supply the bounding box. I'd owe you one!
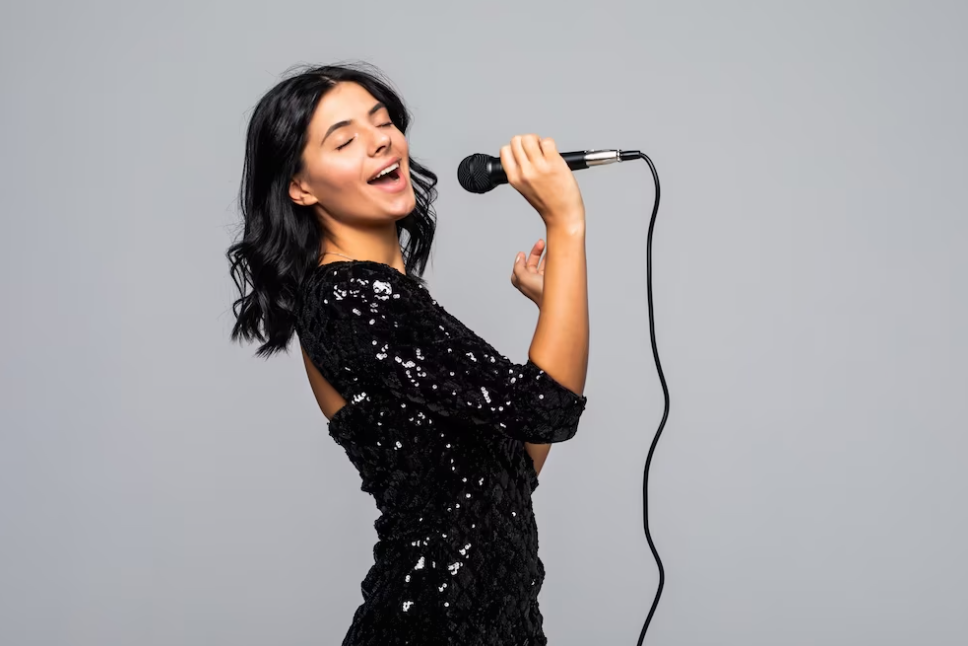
[546,219,585,238]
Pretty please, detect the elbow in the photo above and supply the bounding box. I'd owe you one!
[516,418,582,444]
[515,394,587,443]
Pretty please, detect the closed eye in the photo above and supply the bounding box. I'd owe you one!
[335,122,395,151]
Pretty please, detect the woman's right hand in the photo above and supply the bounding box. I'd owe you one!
[500,134,585,230]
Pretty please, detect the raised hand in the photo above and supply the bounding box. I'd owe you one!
[510,238,547,308]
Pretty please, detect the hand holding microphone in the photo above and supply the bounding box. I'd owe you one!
[497,134,586,231]
[458,138,635,195]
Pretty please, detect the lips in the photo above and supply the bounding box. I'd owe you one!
[368,157,402,182]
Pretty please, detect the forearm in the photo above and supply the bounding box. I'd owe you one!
[528,220,589,395]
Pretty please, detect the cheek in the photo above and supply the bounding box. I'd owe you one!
[394,133,409,157]
[309,158,361,197]
[331,155,363,182]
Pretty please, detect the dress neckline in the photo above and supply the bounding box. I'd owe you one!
[314,259,427,288]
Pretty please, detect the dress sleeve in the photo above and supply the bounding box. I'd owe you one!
[298,262,587,443]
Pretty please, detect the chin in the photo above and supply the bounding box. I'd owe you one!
[387,193,417,218]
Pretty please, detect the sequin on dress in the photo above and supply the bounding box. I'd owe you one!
[295,260,588,646]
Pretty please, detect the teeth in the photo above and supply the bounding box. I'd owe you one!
[371,162,399,181]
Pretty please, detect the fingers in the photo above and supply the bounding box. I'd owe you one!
[510,137,530,176]
[510,134,548,172]
[519,135,544,167]
[526,239,544,271]
[511,239,544,287]
[499,143,519,184]
[503,134,555,179]
[540,136,558,157]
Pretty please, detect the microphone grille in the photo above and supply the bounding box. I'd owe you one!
[457,154,493,193]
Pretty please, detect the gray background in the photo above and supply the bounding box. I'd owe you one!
[2,0,965,644]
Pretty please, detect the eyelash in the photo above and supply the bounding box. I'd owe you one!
[336,122,394,150]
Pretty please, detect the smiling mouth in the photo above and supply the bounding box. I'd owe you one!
[368,161,402,184]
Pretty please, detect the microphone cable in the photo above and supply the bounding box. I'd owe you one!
[619,150,668,646]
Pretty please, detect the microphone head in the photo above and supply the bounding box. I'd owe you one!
[457,153,495,193]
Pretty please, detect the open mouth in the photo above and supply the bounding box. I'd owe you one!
[367,161,402,185]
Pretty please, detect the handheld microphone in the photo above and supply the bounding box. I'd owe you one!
[457,149,640,193]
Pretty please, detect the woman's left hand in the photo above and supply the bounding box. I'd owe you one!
[510,238,546,309]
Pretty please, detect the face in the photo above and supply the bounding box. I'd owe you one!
[290,81,416,223]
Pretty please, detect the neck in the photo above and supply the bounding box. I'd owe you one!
[318,221,407,273]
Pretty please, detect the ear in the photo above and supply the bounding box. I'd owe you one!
[289,176,319,206]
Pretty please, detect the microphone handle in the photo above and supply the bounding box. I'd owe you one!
[483,150,620,186]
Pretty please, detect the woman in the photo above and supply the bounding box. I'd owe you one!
[227,62,589,646]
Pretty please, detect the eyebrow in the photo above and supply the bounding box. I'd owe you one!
[320,102,388,145]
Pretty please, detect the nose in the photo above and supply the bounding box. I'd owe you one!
[369,126,391,155]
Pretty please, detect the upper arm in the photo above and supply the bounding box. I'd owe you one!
[524,442,551,476]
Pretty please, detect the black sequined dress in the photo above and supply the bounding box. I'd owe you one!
[295,260,588,646]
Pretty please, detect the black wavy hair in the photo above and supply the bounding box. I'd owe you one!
[227,61,438,358]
